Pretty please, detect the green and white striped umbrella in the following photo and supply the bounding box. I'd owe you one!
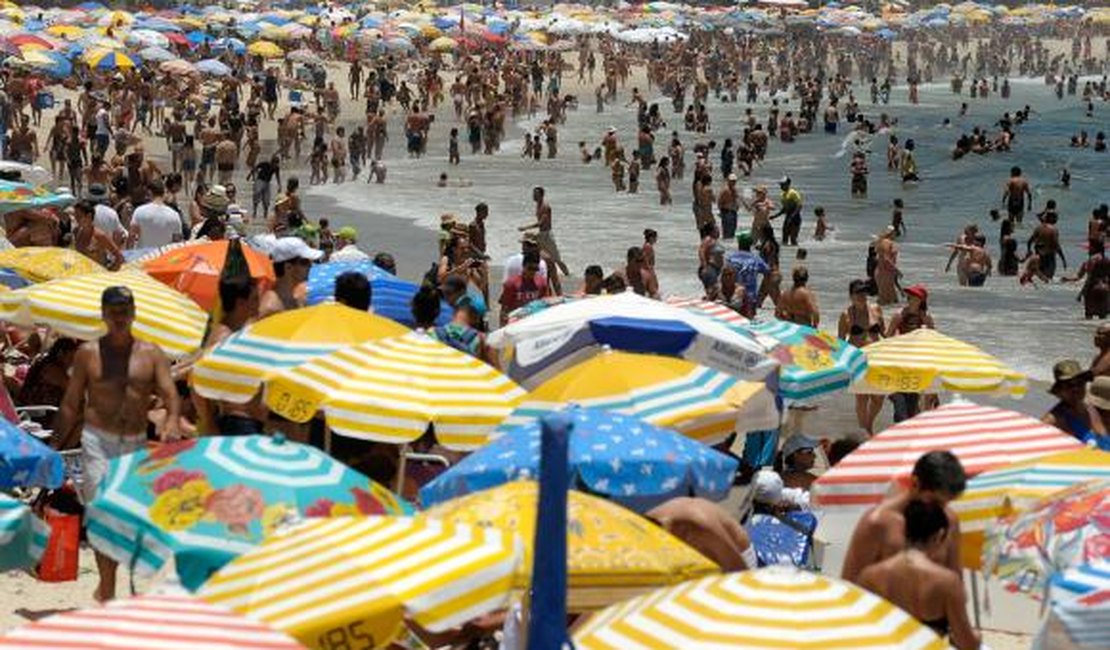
[0,493,47,571]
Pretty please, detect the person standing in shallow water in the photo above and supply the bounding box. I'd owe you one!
[1002,166,1032,225]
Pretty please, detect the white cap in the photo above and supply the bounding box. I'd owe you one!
[752,469,784,504]
[270,236,324,263]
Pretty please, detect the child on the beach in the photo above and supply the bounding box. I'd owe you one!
[448,128,460,165]
[627,153,640,194]
[891,198,906,238]
[814,206,831,241]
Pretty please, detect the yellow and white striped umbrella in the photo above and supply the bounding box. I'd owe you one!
[855,328,1026,396]
[574,567,947,650]
[191,303,407,404]
[0,270,206,358]
[264,331,525,450]
[200,516,521,650]
[0,246,102,282]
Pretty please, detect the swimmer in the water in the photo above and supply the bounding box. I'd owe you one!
[1062,167,1072,188]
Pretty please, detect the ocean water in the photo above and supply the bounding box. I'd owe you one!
[311,76,1109,384]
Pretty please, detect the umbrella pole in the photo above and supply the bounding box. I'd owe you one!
[395,443,408,496]
[324,423,332,455]
[969,569,982,629]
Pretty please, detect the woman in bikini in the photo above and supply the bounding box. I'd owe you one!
[839,279,886,434]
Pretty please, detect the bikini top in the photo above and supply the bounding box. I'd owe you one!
[849,306,882,337]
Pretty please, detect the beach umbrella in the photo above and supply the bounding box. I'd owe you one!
[0,593,307,649]
[12,47,70,77]
[573,567,946,650]
[0,419,63,490]
[83,47,136,70]
[422,406,738,511]
[429,35,457,51]
[954,449,1110,569]
[195,58,231,77]
[0,246,101,282]
[44,24,85,40]
[191,303,407,404]
[286,47,323,65]
[498,349,778,445]
[983,479,1109,598]
[0,179,74,214]
[0,38,18,58]
[0,270,207,359]
[304,260,450,327]
[97,10,134,29]
[0,269,28,290]
[0,493,48,572]
[665,296,750,326]
[247,39,283,58]
[123,238,210,267]
[141,240,274,312]
[812,401,1084,511]
[854,328,1026,397]
[1036,583,1110,650]
[200,516,520,648]
[424,480,719,610]
[487,291,775,387]
[136,44,175,62]
[1051,561,1110,602]
[126,28,168,48]
[744,319,868,401]
[264,331,525,450]
[210,36,246,54]
[10,33,54,50]
[135,16,182,33]
[86,435,412,591]
[159,57,196,76]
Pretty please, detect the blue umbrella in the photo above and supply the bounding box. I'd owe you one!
[185,30,209,47]
[195,58,231,77]
[527,413,573,650]
[305,260,451,327]
[0,419,63,490]
[421,407,738,512]
[0,494,48,572]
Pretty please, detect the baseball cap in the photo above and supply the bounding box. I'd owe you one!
[101,285,134,307]
[735,230,753,248]
[904,284,928,302]
[271,236,324,263]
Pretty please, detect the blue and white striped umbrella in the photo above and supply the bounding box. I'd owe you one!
[421,407,738,512]
[86,435,412,591]
[1052,562,1110,601]
[210,37,246,54]
[0,494,48,572]
[1037,564,1110,650]
[744,319,868,402]
[305,260,450,327]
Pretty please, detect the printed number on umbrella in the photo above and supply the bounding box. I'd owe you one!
[865,367,935,392]
[269,389,316,422]
[319,620,376,650]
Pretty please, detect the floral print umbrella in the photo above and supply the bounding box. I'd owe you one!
[983,479,1109,598]
[86,435,412,591]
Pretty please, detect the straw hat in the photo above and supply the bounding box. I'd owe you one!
[1087,376,1110,410]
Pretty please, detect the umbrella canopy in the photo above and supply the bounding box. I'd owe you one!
[0,493,47,572]
[1051,561,1110,602]
[201,516,521,648]
[159,57,197,75]
[0,270,208,359]
[141,240,275,312]
[423,480,719,610]
[813,401,1083,510]
[83,47,137,70]
[45,24,85,39]
[137,45,175,61]
[421,406,738,511]
[0,419,63,489]
[195,57,232,76]
[15,48,72,77]
[247,39,283,58]
[0,593,307,649]
[855,328,1026,396]
[745,319,868,401]
[264,331,525,450]
[0,246,102,282]
[0,179,74,214]
[1036,584,1110,650]
[429,35,457,51]
[487,291,775,387]
[497,349,779,444]
[305,260,451,327]
[286,47,323,64]
[191,303,408,403]
[982,479,1108,598]
[665,296,750,327]
[954,449,1110,569]
[126,28,169,48]
[573,567,946,650]
[87,435,412,591]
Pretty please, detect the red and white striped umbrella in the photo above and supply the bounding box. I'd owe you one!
[0,593,305,649]
[813,401,1084,510]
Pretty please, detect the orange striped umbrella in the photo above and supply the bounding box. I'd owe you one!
[142,240,274,312]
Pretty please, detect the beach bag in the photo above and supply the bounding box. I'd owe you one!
[38,505,80,582]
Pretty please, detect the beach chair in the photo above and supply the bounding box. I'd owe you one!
[747,510,820,570]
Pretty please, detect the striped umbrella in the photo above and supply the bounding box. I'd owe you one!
[423,480,719,611]
[1038,585,1110,650]
[0,593,307,649]
[854,328,1026,396]
[573,567,946,650]
[812,401,1083,510]
[746,319,868,401]
[954,449,1110,569]
[0,493,47,572]
[200,516,521,649]
[191,303,407,404]
[0,246,102,282]
[0,179,75,214]
[83,47,137,70]
[264,331,525,450]
[1051,561,1110,601]
[665,296,750,326]
[87,435,411,591]
[497,349,779,445]
[0,270,207,359]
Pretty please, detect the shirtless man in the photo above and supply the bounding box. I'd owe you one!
[717,174,740,241]
[743,185,774,243]
[775,266,820,327]
[842,451,967,584]
[215,133,238,186]
[259,237,322,318]
[55,287,180,603]
[198,117,222,184]
[1002,166,1033,225]
[519,186,570,275]
[944,224,979,286]
[1028,211,1067,280]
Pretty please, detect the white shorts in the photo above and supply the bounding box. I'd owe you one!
[80,426,145,503]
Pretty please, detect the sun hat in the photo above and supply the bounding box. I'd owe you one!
[270,236,324,263]
[1086,376,1110,410]
[1050,359,1091,394]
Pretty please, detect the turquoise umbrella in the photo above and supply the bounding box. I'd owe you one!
[0,493,48,572]
[86,435,412,591]
[0,180,74,215]
[744,319,868,402]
